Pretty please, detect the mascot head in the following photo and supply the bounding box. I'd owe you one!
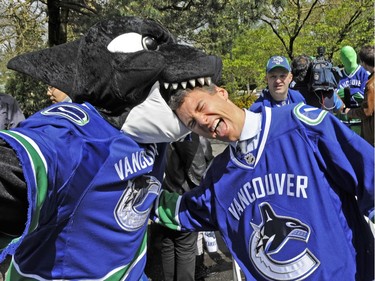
[7,16,222,143]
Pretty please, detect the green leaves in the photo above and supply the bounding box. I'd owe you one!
[1,0,373,115]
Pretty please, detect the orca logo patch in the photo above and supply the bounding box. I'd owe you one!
[115,175,161,232]
[249,202,320,280]
[42,104,89,126]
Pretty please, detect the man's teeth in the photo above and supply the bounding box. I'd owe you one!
[213,119,222,133]
[163,77,212,90]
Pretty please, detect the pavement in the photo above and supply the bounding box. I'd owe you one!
[145,225,244,281]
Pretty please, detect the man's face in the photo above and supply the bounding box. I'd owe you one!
[266,68,293,101]
[175,87,244,142]
[47,86,69,104]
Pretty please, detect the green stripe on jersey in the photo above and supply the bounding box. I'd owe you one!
[293,103,328,125]
[156,190,181,231]
[103,232,148,281]
[7,232,149,281]
[1,131,48,233]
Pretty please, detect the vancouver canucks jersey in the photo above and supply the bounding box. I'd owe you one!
[0,102,165,280]
[338,65,369,108]
[250,88,305,112]
[155,103,374,281]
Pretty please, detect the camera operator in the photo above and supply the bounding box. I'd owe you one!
[291,48,343,113]
[340,45,374,146]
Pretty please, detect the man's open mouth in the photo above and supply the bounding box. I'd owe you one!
[213,118,223,134]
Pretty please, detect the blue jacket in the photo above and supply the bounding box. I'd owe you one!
[250,88,305,112]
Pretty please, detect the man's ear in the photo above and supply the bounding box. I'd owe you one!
[288,73,294,82]
[215,86,229,100]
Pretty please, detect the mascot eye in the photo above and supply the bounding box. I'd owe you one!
[142,36,158,51]
[107,32,158,53]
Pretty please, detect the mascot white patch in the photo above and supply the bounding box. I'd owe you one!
[114,175,161,231]
[249,202,320,280]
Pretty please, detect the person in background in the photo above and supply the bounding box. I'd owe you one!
[0,93,25,130]
[291,55,343,113]
[250,55,305,112]
[46,86,71,103]
[155,132,214,281]
[154,83,374,281]
[337,46,369,108]
[290,55,312,101]
[341,45,374,146]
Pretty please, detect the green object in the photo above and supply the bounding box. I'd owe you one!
[340,46,358,74]
[337,112,348,122]
[352,92,364,103]
[348,121,361,135]
[337,88,345,98]
[338,115,362,135]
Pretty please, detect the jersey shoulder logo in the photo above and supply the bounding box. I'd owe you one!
[293,103,328,126]
[249,202,320,280]
[114,175,161,232]
[41,104,90,126]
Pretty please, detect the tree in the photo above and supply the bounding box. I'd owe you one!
[43,0,106,46]
[0,0,46,75]
[1,0,107,114]
[1,0,374,113]
[309,0,375,63]
[0,0,46,108]
[221,0,374,101]
[245,0,374,61]
[5,73,50,117]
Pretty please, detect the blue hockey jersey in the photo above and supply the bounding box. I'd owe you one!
[0,102,166,280]
[155,103,374,281]
[250,88,305,112]
[338,65,369,108]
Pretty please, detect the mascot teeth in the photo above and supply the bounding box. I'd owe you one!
[197,77,205,85]
[163,77,212,90]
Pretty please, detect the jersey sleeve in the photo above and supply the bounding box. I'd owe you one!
[153,182,217,232]
[0,140,27,243]
[0,129,51,262]
[297,105,374,219]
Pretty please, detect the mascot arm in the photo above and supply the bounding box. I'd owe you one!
[0,140,28,240]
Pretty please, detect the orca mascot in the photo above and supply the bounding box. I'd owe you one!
[0,16,222,280]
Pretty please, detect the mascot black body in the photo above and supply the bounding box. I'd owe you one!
[0,16,221,280]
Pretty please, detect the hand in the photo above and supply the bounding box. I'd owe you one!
[342,107,350,114]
